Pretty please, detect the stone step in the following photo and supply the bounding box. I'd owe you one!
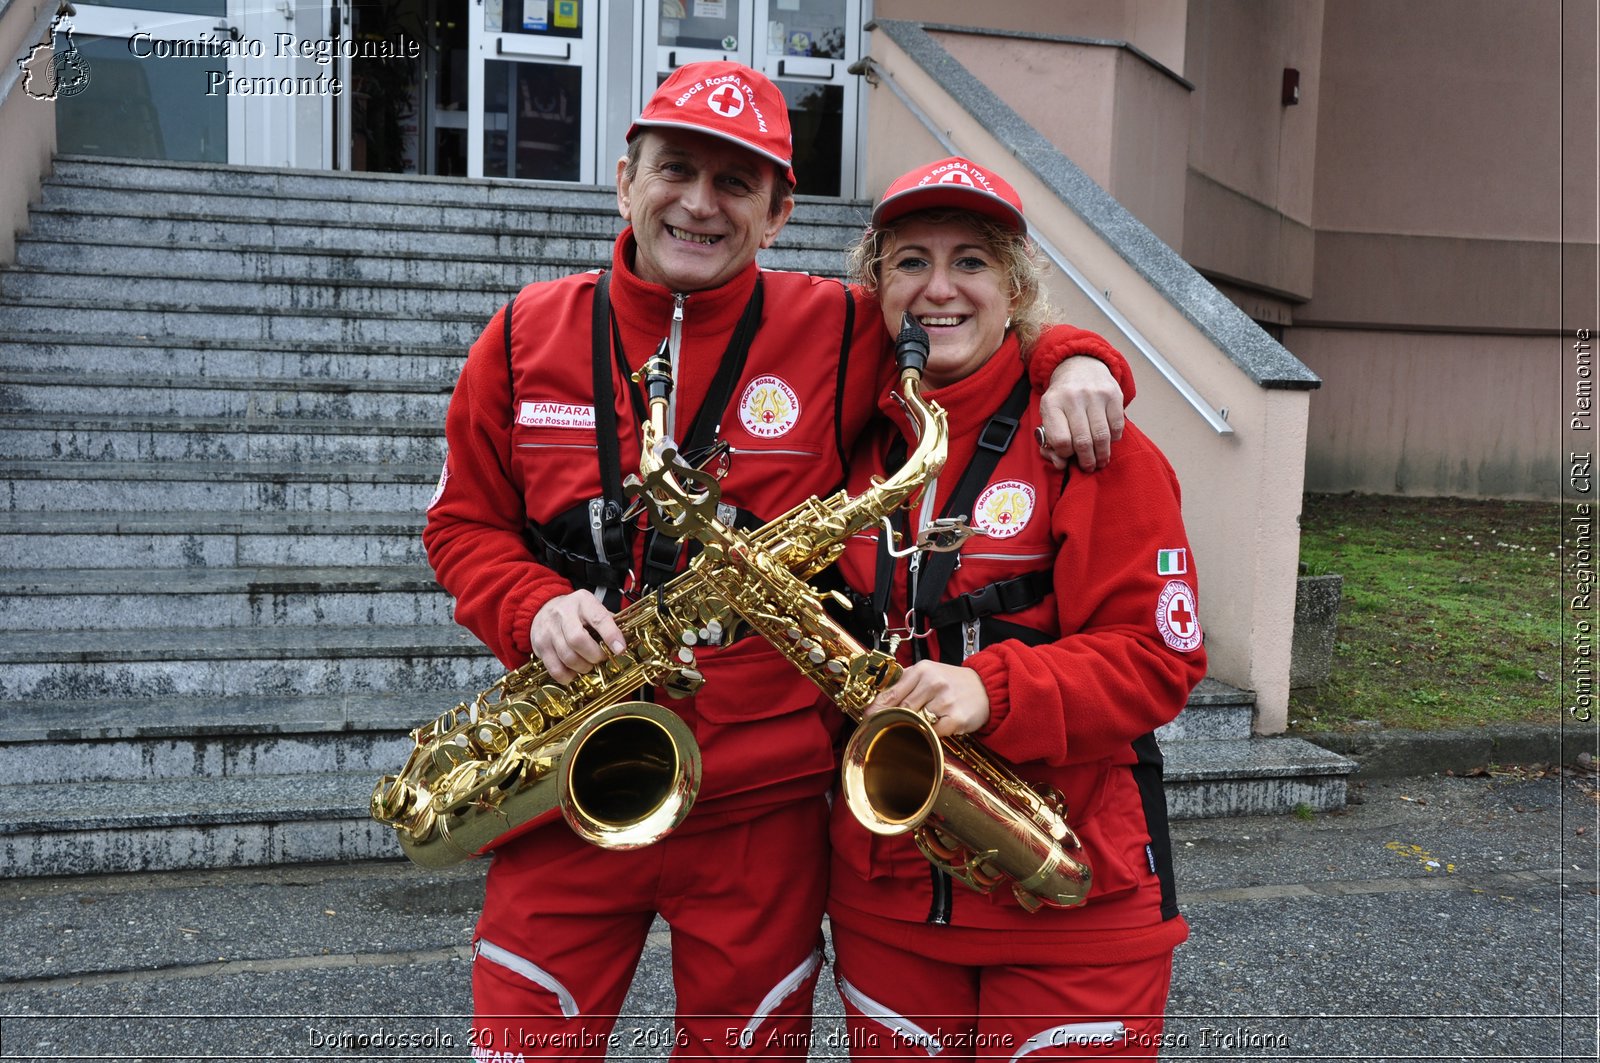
[1155,678,1254,742]
[22,208,616,259]
[0,691,460,782]
[0,510,429,569]
[0,245,849,310]
[46,154,872,225]
[0,336,465,381]
[1,457,435,511]
[18,213,858,267]
[0,369,452,420]
[0,296,489,346]
[49,153,620,205]
[0,625,501,702]
[1164,737,1356,819]
[0,412,446,464]
[0,565,452,631]
[0,267,519,319]
[14,234,619,284]
[37,181,625,229]
[0,771,403,877]
[0,733,1356,878]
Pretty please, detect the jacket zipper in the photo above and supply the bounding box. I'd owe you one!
[926,862,953,925]
[666,292,686,440]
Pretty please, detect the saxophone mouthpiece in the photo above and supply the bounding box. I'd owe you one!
[642,338,674,404]
[894,312,930,377]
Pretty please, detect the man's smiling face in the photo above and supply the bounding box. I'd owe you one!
[617,129,793,294]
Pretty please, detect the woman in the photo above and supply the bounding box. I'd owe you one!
[826,157,1207,1059]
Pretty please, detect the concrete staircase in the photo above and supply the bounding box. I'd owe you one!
[0,156,1349,878]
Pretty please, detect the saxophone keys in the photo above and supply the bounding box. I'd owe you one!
[474,719,511,754]
[498,701,547,737]
[429,734,474,773]
[532,684,573,719]
[663,667,704,698]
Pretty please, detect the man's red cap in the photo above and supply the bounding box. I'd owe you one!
[627,61,796,186]
[871,156,1027,232]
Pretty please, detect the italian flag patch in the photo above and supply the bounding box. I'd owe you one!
[1157,548,1187,576]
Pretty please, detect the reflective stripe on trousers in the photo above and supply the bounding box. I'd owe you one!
[474,938,581,1019]
[735,948,824,1049]
[836,974,945,1056]
[1009,1022,1129,1060]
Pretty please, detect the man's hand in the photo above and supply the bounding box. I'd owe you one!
[1040,356,1126,472]
[530,590,627,684]
[870,661,990,737]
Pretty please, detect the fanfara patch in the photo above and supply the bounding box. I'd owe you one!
[1156,579,1202,652]
[973,480,1036,539]
[738,375,801,437]
[427,460,449,510]
[518,401,596,430]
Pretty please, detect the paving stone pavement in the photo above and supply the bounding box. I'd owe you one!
[0,770,1595,1062]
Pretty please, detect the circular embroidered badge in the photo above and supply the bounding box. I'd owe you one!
[972,480,1036,539]
[1155,579,1202,652]
[738,375,801,438]
[706,81,745,118]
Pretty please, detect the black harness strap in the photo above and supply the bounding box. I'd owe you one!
[920,570,1054,631]
[588,275,632,598]
[905,376,1033,662]
[833,285,856,482]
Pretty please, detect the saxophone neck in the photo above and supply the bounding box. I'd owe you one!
[886,312,945,501]
[883,367,949,507]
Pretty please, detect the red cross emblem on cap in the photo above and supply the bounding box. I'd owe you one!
[707,83,746,118]
[938,169,976,186]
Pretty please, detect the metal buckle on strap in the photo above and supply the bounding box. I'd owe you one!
[978,413,1020,453]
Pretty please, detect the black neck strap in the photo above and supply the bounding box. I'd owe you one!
[589,272,766,592]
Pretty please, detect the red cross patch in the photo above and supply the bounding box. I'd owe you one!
[707,83,746,118]
[1155,579,1202,652]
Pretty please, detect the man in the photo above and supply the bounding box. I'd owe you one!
[424,61,1131,1060]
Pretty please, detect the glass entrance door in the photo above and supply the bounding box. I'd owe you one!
[57,6,234,163]
[642,0,859,196]
[468,0,598,181]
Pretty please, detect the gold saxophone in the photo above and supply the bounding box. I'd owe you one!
[371,318,1091,910]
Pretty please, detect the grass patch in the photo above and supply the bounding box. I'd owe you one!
[1289,493,1564,734]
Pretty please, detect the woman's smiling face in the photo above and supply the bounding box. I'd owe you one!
[877,216,1012,388]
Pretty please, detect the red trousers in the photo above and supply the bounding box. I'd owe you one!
[471,797,828,1060]
[832,928,1175,1061]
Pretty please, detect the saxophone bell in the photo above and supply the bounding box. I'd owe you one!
[374,698,701,869]
[841,706,1093,911]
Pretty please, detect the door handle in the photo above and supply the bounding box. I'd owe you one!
[777,58,834,80]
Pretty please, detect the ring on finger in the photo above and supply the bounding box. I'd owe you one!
[1034,426,1049,450]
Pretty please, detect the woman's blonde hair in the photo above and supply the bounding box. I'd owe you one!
[846,208,1052,353]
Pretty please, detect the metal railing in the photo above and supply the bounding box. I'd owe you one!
[858,55,1235,436]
